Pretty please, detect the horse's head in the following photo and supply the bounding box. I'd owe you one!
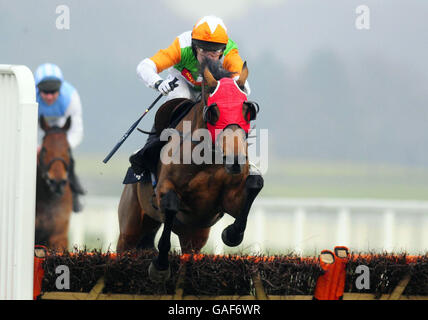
[202,60,259,174]
[38,116,71,196]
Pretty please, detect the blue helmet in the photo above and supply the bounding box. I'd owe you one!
[35,63,64,91]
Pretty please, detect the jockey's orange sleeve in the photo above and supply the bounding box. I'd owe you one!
[223,49,244,75]
[149,37,182,73]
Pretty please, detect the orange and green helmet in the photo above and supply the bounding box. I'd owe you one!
[191,16,229,52]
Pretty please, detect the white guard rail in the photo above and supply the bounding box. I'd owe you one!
[0,65,38,300]
[69,197,428,256]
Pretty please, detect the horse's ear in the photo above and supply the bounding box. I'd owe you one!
[203,67,218,88]
[236,61,249,88]
[39,116,49,132]
[63,116,71,131]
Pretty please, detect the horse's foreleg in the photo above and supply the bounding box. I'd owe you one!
[222,174,264,247]
[149,187,179,281]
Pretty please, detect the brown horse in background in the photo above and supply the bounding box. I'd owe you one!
[117,61,263,281]
[35,116,73,250]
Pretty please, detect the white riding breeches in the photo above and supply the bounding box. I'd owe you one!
[163,68,201,102]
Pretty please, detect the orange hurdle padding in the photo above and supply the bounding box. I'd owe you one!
[333,246,349,300]
[314,246,350,300]
[314,250,336,300]
[33,245,48,300]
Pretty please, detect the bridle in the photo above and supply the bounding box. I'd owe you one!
[38,128,70,193]
[38,146,69,174]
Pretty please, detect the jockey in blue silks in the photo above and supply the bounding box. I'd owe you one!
[34,63,85,212]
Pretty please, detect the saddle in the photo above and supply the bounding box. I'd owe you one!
[155,98,190,135]
[123,98,196,184]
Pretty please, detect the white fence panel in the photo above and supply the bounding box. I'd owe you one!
[0,65,38,300]
[69,197,428,256]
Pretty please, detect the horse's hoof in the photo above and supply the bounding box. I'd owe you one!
[222,225,244,247]
[148,261,171,282]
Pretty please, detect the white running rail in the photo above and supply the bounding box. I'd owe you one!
[0,65,38,300]
[69,196,428,256]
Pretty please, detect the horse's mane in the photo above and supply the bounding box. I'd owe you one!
[200,58,236,81]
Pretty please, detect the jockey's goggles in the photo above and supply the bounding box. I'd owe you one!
[40,89,59,94]
[195,46,224,55]
[192,39,226,54]
[37,79,62,93]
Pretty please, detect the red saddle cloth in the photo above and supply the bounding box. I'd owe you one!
[206,77,250,143]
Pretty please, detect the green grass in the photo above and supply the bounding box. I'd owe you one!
[73,152,428,201]
[260,158,428,200]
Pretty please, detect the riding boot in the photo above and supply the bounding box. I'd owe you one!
[68,152,86,213]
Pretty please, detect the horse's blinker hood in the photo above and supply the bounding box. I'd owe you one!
[205,78,250,143]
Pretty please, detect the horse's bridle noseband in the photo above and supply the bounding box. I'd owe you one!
[38,128,71,193]
[38,147,70,173]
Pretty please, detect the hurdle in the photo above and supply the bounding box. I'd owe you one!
[0,65,38,300]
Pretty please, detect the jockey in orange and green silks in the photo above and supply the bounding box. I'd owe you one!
[136,15,251,101]
[130,15,257,179]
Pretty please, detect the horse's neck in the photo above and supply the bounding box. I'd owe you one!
[171,103,223,177]
[187,101,205,130]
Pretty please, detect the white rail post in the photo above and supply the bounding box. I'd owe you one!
[253,206,265,254]
[293,207,306,256]
[383,209,395,252]
[69,213,85,250]
[104,208,119,252]
[337,207,351,246]
[212,217,226,255]
[0,65,38,300]
[422,215,428,252]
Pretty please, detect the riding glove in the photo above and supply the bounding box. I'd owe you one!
[155,79,178,95]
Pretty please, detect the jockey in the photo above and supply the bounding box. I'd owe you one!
[34,63,86,212]
[130,15,251,177]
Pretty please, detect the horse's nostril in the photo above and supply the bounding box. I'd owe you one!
[232,160,242,170]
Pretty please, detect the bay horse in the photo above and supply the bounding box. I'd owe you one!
[117,60,263,281]
[35,116,73,250]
